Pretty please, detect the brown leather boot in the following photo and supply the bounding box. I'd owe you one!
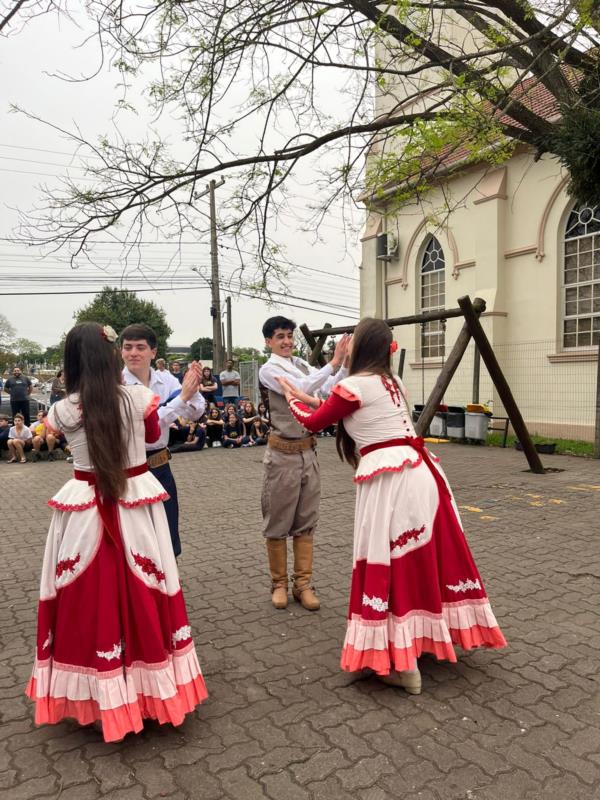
[292,535,320,611]
[266,539,288,609]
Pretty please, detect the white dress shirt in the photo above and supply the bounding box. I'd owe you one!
[122,366,206,451]
[259,353,348,397]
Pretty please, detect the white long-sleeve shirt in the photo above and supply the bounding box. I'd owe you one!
[122,366,205,451]
[259,353,348,397]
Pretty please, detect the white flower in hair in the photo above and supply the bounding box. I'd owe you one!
[102,325,118,343]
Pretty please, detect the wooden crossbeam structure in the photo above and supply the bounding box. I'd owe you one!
[301,295,545,474]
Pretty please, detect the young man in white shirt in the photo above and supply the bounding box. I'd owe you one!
[121,324,205,557]
[259,316,349,611]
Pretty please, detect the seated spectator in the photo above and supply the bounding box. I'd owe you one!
[222,402,237,422]
[31,410,48,461]
[206,408,224,447]
[171,417,207,453]
[28,410,62,461]
[168,416,192,446]
[241,401,259,437]
[47,429,67,458]
[200,367,218,405]
[257,401,269,424]
[0,415,10,452]
[251,418,270,446]
[223,412,251,448]
[7,413,32,463]
[49,370,66,405]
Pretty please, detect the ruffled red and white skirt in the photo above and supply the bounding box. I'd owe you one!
[341,439,506,674]
[26,466,208,742]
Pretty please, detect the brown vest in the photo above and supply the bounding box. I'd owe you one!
[265,360,312,440]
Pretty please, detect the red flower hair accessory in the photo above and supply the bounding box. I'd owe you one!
[389,340,398,354]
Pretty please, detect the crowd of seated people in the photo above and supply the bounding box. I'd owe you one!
[0,409,69,463]
[168,398,272,452]
[0,361,332,464]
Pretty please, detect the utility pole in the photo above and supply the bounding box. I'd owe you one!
[226,296,233,361]
[209,179,225,373]
[194,177,226,372]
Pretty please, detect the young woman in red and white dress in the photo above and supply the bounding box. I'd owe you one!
[277,317,506,694]
[26,323,208,741]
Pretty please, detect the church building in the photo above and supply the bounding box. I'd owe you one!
[360,71,598,442]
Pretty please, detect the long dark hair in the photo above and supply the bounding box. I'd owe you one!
[336,318,394,469]
[62,323,129,501]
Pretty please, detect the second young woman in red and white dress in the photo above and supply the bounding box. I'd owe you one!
[26,322,208,741]
[278,317,506,694]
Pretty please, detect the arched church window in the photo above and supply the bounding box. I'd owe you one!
[563,205,600,349]
[420,236,446,358]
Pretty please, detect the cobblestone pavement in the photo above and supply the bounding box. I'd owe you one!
[1,441,600,800]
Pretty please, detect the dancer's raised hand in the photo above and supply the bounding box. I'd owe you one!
[180,361,202,402]
[331,333,351,369]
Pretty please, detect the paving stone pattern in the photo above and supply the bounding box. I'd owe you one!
[1,441,600,799]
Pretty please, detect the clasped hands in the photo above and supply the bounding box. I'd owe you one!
[276,377,321,408]
[277,333,352,407]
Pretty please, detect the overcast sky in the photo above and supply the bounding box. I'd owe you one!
[0,9,361,351]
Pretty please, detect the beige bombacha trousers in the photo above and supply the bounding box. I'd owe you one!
[261,446,320,539]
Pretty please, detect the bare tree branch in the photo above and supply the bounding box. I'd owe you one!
[10,0,598,283]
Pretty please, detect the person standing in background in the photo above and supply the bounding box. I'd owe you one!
[200,367,218,405]
[220,360,241,406]
[5,367,32,426]
[170,361,184,384]
[49,370,66,405]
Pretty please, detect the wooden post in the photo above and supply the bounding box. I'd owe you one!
[458,296,545,474]
[594,341,600,459]
[309,305,468,338]
[472,344,480,404]
[415,297,486,437]
[300,322,330,367]
[398,348,406,379]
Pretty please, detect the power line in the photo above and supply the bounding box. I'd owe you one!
[0,142,104,160]
[0,283,358,319]
[0,273,359,313]
[0,248,360,285]
[0,167,96,181]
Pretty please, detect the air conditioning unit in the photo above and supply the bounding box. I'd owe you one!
[376,232,399,261]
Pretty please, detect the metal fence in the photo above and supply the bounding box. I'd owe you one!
[239,360,261,406]
[398,339,598,442]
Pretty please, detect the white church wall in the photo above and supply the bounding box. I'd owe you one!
[362,152,597,440]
